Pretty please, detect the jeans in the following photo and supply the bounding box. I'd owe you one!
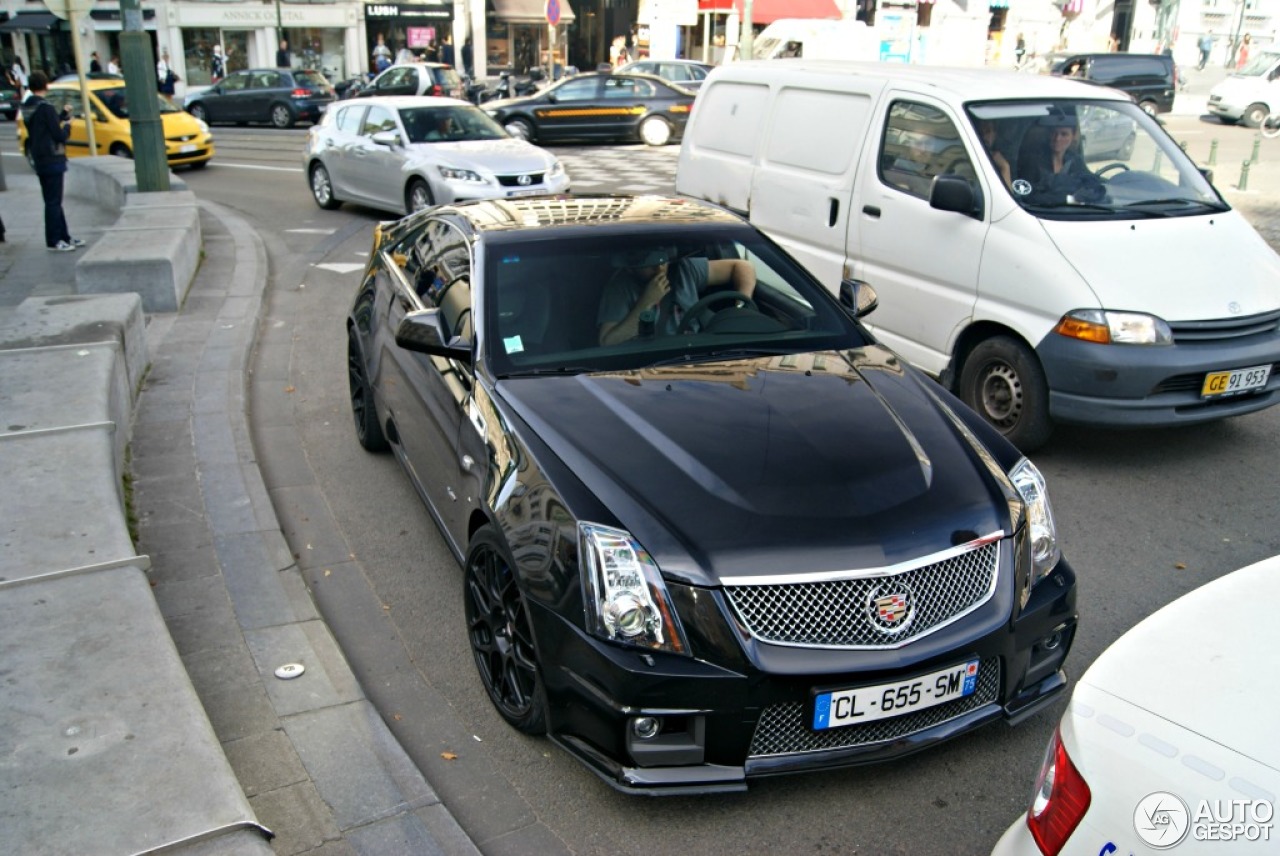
[38,169,70,248]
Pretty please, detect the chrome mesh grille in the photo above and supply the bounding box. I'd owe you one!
[747,658,1001,758]
[723,542,1000,649]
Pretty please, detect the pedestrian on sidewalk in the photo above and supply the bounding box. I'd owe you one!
[21,72,84,253]
[1237,33,1252,70]
[1198,31,1214,71]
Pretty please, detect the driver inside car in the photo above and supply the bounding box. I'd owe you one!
[597,247,756,345]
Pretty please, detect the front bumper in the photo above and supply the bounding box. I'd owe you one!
[1038,328,1280,428]
[165,135,215,166]
[536,559,1077,795]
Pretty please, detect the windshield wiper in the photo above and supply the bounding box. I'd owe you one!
[646,347,794,368]
[1021,200,1119,213]
[1124,198,1230,213]
[500,366,596,378]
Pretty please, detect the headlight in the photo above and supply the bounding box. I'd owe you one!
[1010,458,1061,584]
[1054,309,1172,345]
[195,118,211,134]
[549,160,564,177]
[579,523,689,655]
[438,165,486,183]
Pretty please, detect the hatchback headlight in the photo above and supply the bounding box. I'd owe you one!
[438,165,486,183]
[580,523,689,655]
[1054,309,1172,345]
[1010,458,1061,584]
[195,118,211,134]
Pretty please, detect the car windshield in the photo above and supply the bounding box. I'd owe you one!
[473,227,866,378]
[400,104,507,142]
[968,99,1225,218]
[95,85,184,117]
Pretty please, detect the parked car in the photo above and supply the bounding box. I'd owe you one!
[303,96,568,215]
[345,193,1078,794]
[1050,52,1177,115]
[1208,49,1280,127]
[183,67,335,128]
[356,62,465,100]
[991,554,1280,856]
[0,80,18,120]
[677,61,1280,452]
[483,71,694,146]
[18,78,214,168]
[616,58,715,92]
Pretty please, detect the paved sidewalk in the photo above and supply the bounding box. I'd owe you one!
[0,168,479,856]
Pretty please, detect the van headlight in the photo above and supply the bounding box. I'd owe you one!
[1010,458,1061,584]
[1054,309,1172,345]
[580,523,689,655]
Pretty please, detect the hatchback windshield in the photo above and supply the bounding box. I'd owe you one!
[95,85,185,117]
[967,99,1225,218]
[293,69,332,89]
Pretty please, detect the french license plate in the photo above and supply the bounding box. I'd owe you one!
[812,659,979,730]
[179,144,197,154]
[1201,364,1271,398]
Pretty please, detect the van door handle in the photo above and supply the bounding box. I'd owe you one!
[863,205,881,218]
[829,198,839,227]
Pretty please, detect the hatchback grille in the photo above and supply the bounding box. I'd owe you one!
[1168,309,1280,342]
[722,541,1000,649]
[496,173,546,187]
[747,658,1001,758]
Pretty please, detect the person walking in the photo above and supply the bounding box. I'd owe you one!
[372,33,393,73]
[9,56,28,100]
[156,49,177,100]
[1198,31,1214,71]
[1237,33,1252,70]
[21,72,84,252]
[210,44,225,82]
[89,51,102,73]
[461,36,473,78]
[276,39,291,69]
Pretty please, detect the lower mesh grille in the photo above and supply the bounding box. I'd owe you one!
[747,658,1002,758]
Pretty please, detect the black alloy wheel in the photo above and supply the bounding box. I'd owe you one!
[347,328,388,451]
[464,526,547,735]
[958,335,1053,452]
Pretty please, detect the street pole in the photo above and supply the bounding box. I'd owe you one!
[68,10,97,155]
[741,0,754,60]
[118,0,168,190]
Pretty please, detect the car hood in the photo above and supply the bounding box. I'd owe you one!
[497,347,1014,585]
[407,138,554,170]
[1078,555,1280,772]
[1037,213,1280,319]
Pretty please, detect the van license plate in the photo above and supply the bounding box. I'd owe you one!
[812,659,979,730]
[1201,364,1271,398]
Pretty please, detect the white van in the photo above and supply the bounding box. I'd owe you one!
[676,60,1280,450]
[1208,50,1280,126]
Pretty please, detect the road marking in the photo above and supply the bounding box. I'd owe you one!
[288,228,337,234]
[313,262,365,274]
[199,161,304,173]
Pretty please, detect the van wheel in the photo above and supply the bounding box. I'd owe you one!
[958,336,1053,452]
[1242,103,1269,128]
[639,115,672,146]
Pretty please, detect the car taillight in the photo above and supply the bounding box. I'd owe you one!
[1026,727,1091,855]
[291,88,309,98]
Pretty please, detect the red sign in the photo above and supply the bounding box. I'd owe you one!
[546,0,560,26]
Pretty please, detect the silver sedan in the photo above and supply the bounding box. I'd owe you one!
[303,95,570,215]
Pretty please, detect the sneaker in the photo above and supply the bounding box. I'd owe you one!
[69,237,86,248]
[48,241,76,252]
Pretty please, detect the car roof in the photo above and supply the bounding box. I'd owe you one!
[438,195,743,234]
[713,59,1131,104]
[334,95,471,109]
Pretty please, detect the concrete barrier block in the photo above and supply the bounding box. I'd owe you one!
[77,222,201,313]
[66,157,188,212]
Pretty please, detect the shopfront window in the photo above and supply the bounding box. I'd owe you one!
[284,27,345,80]
[181,28,218,86]
[485,20,509,69]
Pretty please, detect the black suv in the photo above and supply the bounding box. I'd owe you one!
[1051,53,1176,115]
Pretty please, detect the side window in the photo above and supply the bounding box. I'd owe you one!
[335,105,364,134]
[878,101,974,201]
[554,78,598,101]
[379,66,412,92]
[221,72,250,92]
[362,105,397,136]
[251,72,281,89]
[604,77,655,98]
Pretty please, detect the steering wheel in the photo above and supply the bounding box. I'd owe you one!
[1095,162,1130,179]
[677,291,758,334]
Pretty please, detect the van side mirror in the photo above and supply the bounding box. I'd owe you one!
[839,279,878,318]
[930,175,981,219]
[395,308,472,362]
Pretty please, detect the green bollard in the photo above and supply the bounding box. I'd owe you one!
[1250,136,1261,165]
[1209,139,1218,166]
[1240,160,1251,191]
[1179,141,1189,153]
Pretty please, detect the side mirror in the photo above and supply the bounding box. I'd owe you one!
[371,129,402,148]
[544,92,557,103]
[839,279,879,318]
[930,174,981,219]
[395,308,472,362]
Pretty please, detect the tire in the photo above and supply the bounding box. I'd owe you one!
[188,160,209,170]
[504,117,534,142]
[1242,103,1269,129]
[188,103,207,123]
[639,115,673,147]
[464,526,547,735]
[347,327,388,452]
[1138,100,1159,117]
[957,335,1054,452]
[1263,114,1280,140]
[109,142,133,159]
[406,178,434,214]
[269,103,294,129]
[310,162,342,210]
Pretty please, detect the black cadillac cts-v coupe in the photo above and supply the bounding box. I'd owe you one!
[346,195,1078,794]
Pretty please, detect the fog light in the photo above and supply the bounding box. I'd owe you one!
[631,716,662,740]
[1042,631,1063,651]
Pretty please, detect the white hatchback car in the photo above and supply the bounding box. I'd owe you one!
[303,95,569,215]
[992,554,1280,856]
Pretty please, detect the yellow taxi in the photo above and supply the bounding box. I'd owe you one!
[19,78,214,169]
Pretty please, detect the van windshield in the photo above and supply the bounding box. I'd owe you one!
[968,99,1226,219]
[1235,51,1280,76]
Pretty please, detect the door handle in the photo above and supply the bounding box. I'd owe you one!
[862,205,881,218]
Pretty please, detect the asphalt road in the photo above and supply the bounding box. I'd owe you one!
[6,120,1278,855]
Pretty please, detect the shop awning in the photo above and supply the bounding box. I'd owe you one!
[695,0,842,24]
[0,12,63,33]
[492,0,576,25]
